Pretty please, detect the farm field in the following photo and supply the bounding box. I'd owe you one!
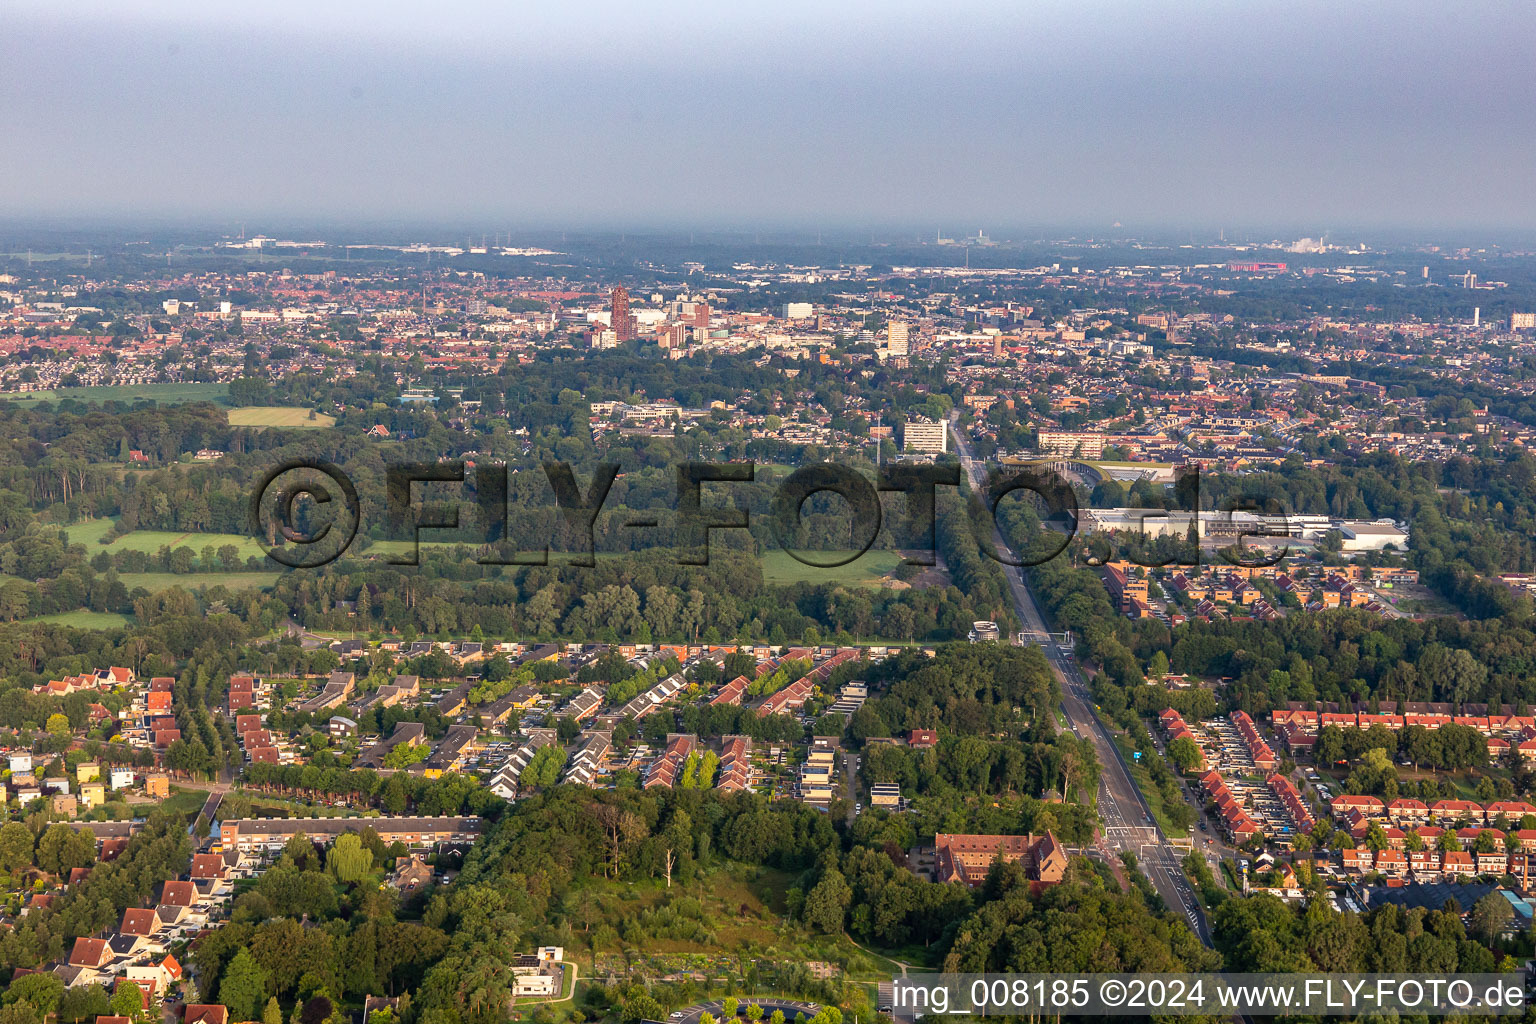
[227,406,336,428]
[0,382,229,408]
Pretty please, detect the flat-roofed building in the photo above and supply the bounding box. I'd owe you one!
[903,418,948,454]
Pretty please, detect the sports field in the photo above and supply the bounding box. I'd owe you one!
[227,406,336,428]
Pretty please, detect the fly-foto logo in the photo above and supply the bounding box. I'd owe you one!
[250,458,1288,570]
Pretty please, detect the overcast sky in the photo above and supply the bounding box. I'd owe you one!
[3,1,1534,233]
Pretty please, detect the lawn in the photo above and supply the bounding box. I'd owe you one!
[19,610,132,629]
[1115,734,1190,839]
[164,787,216,817]
[227,406,337,428]
[0,382,229,408]
[758,548,903,587]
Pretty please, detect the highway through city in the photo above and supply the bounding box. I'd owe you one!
[951,423,1213,946]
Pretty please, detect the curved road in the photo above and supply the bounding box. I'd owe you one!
[675,1000,821,1024]
[952,422,1213,946]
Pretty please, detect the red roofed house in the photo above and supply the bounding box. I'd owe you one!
[1477,850,1508,874]
[120,908,157,936]
[710,676,748,707]
[1486,800,1536,821]
[183,1006,228,1024]
[70,936,112,968]
[189,853,225,880]
[1430,799,1485,825]
[1442,850,1474,876]
[125,954,181,993]
[1375,848,1407,876]
[1331,795,1385,818]
[909,729,938,749]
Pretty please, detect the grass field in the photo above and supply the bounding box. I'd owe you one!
[118,571,284,593]
[0,382,229,408]
[62,521,272,561]
[1115,734,1190,839]
[758,547,903,586]
[570,864,920,980]
[227,406,336,428]
[61,518,118,546]
[19,610,132,629]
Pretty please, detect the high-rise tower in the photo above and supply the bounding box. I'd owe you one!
[611,285,636,342]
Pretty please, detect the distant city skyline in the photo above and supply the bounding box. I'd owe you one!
[4,1,1536,231]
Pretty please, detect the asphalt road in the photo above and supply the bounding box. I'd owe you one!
[844,751,860,824]
[951,423,1213,947]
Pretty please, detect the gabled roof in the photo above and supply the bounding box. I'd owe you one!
[70,936,111,967]
[121,907,157,936]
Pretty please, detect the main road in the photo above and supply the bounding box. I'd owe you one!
[950,421,1213,946]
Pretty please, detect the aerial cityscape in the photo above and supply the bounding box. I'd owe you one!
[5,2,1536,1023]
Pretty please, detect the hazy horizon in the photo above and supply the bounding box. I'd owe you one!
[4,1,1535,232]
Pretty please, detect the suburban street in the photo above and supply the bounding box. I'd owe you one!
[951,423,1213,946]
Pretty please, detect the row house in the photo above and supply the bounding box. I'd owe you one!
[757,675,815,717]
[1158,708,1204,770]
[487,731,559,800]
[1344,847,1528,879]
[32,666,134,697]
[561,732,610,787]
[1385,798,1430,825]
[228,674,257,715]
[221,816,481,854]
[715,735,752,792]
[1273,706,1536,740]
[1198,770,1260,841]
[1267,772,1315,833]
[562,687,603,722]
[1336,795,1536,829]
[616,673,687,720]
[710,675,750,706]
[643,733,697,790]
[1231,710,1278,770]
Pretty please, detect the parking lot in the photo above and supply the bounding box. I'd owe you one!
[1205,717,1299,841]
